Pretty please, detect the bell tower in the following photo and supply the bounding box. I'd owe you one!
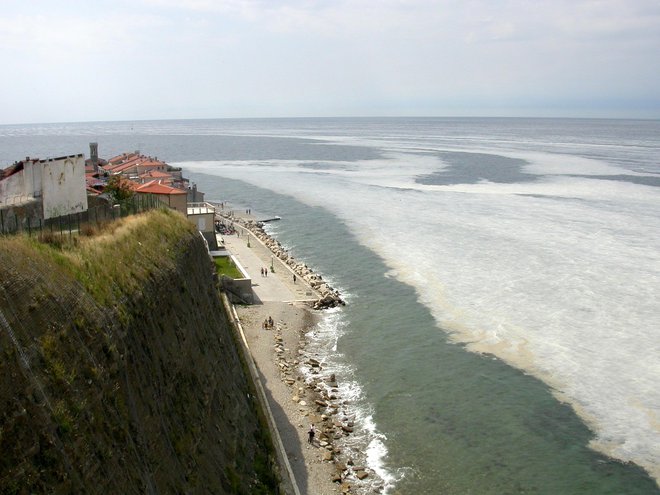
[89,142,99,172]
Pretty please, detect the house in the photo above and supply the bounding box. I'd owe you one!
[134,180,187,214]
[187,183,205,203]
[105,151,188,190]
[187,202,218,250]
[105,152,169,177]
[138,169,173,183]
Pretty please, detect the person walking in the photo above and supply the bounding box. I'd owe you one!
[308,424,315,444]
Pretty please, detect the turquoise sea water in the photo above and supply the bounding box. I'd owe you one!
[190,174,658,495]
[2,118,659,494]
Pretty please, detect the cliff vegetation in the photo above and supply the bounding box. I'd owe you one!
[0,209,278,494]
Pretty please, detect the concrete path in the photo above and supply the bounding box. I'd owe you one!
[218,215,342,495]
[220,223,319,305]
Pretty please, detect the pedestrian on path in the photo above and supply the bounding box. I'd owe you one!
[293,274,297,283]
[308,424,315,444]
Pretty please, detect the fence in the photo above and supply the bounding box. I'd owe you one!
[0,194,166,237]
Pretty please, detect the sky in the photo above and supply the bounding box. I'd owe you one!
[1,0,659,124]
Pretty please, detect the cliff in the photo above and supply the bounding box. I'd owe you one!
[0,209,278,494]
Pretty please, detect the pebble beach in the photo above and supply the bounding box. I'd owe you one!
[220,211,375,495]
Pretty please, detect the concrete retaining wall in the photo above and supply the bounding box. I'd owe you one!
[218,254,254,304]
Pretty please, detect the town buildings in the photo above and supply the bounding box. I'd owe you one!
[1,144,215,245]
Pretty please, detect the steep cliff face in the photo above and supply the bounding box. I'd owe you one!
[0,210,277,494]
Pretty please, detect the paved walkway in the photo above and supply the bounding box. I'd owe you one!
[220,223,319,305]
[220,220,339,494]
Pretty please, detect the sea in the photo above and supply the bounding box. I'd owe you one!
[1,117,659,494]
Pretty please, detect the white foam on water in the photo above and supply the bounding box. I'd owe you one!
[502,149,653,177]
[178,147,660,485]
[363,415,400,494]
[294,294,399,492]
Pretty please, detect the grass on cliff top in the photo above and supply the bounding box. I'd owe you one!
[2,208,197,305]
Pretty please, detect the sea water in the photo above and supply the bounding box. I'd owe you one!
[2,117,659,494]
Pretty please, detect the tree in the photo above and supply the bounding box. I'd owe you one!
[104,175,134,203]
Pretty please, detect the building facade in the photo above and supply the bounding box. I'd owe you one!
[0,154,88,220]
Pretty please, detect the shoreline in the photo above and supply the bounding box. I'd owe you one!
[218,210,379,494]
[217,208,345,310]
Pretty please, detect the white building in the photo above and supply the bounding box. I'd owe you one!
[0,154,88,219]
[187,202,219,250]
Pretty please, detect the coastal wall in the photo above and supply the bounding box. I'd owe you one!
[0,163,30,205]
[40,155,88,219]
[0,209,279,494]
[0,155,87,218]
[0,200,42,233]
[219,254,254,304]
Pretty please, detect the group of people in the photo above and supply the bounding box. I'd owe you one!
[262,316,274,330]
[214,221,235,236]
[260,267,269,277]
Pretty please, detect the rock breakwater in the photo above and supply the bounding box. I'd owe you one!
[221,214,346,310]
[271,319,378,494]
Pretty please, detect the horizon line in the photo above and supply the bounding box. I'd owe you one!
[2,114,659,127]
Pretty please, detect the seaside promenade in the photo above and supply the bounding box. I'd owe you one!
[220,217,342,495]
[221,222,317,304]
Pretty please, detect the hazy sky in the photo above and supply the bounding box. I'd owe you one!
[1,0,659,124]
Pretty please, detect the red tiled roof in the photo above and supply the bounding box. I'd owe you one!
[135,180,186,195]
[0,161,25,180]
[137,161,166,170]
[123,178,141,191]
[85,175,104,186]
[139,170,171,179]
[105,156,142,172]
[107,158,167,175]
[107,152,139,166]
[103,176,139,191]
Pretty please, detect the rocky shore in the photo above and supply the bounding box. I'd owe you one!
[280,323,378,492]
[240,303,380,495]
[218,211,380,493]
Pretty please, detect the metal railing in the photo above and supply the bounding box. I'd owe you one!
[187,201,217,215]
